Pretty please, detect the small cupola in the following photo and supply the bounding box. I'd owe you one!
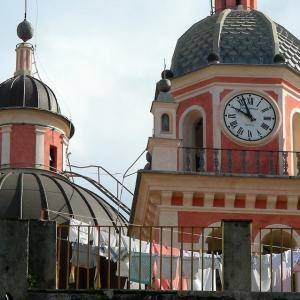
[0,11,75,173]
[215,0,257,13]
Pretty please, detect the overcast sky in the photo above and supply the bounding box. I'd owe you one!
[1,0,300,200]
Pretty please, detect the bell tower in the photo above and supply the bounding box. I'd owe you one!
[131,1,300,256]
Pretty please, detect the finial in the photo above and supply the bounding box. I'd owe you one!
[207,52,220,64]
[274,53,285,64]
[17,0,34,42]
[157,59,172,93]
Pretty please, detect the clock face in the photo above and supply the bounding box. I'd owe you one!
[223,93,277,142]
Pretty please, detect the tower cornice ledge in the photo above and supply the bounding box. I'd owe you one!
[130,170,300,227]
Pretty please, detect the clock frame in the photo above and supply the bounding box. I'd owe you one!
[221,92,281,146]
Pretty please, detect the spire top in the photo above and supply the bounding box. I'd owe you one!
[24,0,27,20]
[17,0,34,42]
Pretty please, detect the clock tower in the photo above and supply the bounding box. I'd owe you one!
[131,0,300,253]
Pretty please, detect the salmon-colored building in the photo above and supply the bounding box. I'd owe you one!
[131,0,300,252]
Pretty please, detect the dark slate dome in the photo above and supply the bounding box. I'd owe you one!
[0,168,128,226]
[0,75,60,113]
[171,9,300,77]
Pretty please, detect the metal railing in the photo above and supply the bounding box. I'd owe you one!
[180,147,300,177]
[56,223,300,292]
[253,227,300,292]
[56,224,222,291]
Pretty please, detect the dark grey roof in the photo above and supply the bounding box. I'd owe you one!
[0,168,128,226]
[0,75,60,113]
[171,9,300,77]
[276,23,300,72]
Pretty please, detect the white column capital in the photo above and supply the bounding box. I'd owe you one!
[183,192,193,206]
[225,193,236,208]
[245,194,256,209]
[1,125,12,134]
[204,193,214,208]
[35,126,46,135]
[267,195,277,210]
[287,195,298,210]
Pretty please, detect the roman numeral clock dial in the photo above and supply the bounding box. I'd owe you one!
[223,93,277,143]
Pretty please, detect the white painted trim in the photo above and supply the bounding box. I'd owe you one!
[158,205,300,216]
[252,224,300,251]
[35,126,45,169]
[290,108,300,175]
[178,104,207,144]
[178,104,207,170]
[0,109,72,138]
[212,87,222,149]
[1,125,11,166]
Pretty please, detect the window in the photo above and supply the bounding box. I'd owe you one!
[161,114,170,132]
[49,145,57,170]
[236,0,241,5]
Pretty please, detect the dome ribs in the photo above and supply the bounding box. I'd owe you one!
[0,75,61,113]
[170,9,300,77]
[32,172,49,219]
[41,173,74,223]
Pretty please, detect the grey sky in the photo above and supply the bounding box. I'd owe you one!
[1,1,300,196]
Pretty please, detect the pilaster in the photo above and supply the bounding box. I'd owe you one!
[1,125,11,166]
[35,126,45,169]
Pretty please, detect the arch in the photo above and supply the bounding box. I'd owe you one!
[253,224,300,254]
[179,105,206,171]
[291,109,300,175]
[161,113,170,132]
[202,222,222,253]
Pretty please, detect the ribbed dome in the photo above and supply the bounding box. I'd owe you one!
[0,75,60,113]
[171,9,300,77]
[0,168,127,226]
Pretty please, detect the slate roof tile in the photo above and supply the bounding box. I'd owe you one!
[171,10,300,77]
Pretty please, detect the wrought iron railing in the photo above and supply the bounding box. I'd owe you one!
[180,147,300,177]
[56,223,300,292]
[253,227,300,292]
[56,224,222,291]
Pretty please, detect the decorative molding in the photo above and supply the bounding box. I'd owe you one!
[183,192,193,206]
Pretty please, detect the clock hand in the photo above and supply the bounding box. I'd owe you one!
[231,106,257,122]
[241,96,256,121]
[231,106,251,118]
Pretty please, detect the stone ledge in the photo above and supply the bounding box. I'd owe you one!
[26,290,300,300]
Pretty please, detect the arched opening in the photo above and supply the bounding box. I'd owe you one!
[292,112,300,175]
[205,227,222,254]
[181,108,205,171]
[161,113,170,132]
[261,229,297,254]
[236,0,241,6]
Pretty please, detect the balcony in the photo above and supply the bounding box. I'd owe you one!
[180,147,300,177]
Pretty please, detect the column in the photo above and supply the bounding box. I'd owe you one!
[61,135,69,172]
[1,125,11,167]
[35,126,45,169]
